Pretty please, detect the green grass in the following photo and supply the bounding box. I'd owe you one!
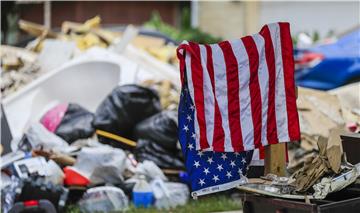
[65,194,242,213]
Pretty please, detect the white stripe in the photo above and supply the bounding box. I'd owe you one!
[184,47,201,149]
[252,34,269,146]
[199,45,215,148]
[250,149,265,166]
[191,178,248,198]
[229,39,255,151]
[211,44,233,152]
[268,23,290,142]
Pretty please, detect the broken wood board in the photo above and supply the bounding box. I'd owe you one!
[330,82,360,124]
[237,182,313,200]
[292,129,345,192]
[19,19,58,38]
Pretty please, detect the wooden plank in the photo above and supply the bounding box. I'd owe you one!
[264,143,286,176]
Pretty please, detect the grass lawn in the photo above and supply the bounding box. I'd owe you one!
[66,194,242,213]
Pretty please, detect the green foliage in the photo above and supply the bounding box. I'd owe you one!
[312,31,320,42]
[180,7,191,30]
[144,10,222,44]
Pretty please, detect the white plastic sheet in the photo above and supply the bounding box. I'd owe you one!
[72,146,126,184]
[151,178,189,209]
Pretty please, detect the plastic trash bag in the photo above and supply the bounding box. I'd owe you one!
[1,176,21,213]
[135,160,168,182]
[41,103,95,144]
[134,111,178,151]
[12,157,64,185]
[71,146,126,184]
[25,123,72,153]
[93,85,161,148]
[135,139,184,169]
[78,186,129,213]
[151,178,189,209]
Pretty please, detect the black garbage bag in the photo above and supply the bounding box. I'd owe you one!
[134,111,178,151]
[134,139,185,169]
[40,103,95,144]
[93,85,162,149]
[55,104,95,143]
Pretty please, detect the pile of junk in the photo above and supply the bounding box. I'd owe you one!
[1,16,360,213]
[237,81,360,212]
[1,16,187,213]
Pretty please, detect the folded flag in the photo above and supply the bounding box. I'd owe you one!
[177,22,300,153]
[178,85,253,197]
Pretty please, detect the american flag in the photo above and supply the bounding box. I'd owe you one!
[177,22,300,152]
[178,85,253,197]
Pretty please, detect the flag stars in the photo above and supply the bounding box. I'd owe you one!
[235,152,240,157]
[186,114,192,122]
[199,179,205,186]
[238,168,243,175]
[221,153,227,161]
[230,160,236,168]
[193,161,200,168]
[190,105,195,111]
[191,132,196,139]
[197,151,204,157]
[207,157,214,164]
[216,164,223,171]
[183,125,189,132]
[203,168,210,175]
[212,175,219,183]
[226,171,232,179]
[188,143,194,150]
[241,157,247,164]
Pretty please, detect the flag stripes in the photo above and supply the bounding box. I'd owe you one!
[177,22,300,152]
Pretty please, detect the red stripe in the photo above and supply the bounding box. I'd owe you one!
[279,23,300,141]
[189,42,210,149]
[259,146,265,159]
[176,44,188,86]
[218,41,244,152]
[242,36,262,149]
[205,44,225,152]
[260,25,278,145]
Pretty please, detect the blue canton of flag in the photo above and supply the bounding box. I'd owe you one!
[178,84,253,198]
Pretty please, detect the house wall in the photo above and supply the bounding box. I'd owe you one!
[259,1,360,37]
[197,1,248,40]
[196,1,359,40]
[18,1,182,27]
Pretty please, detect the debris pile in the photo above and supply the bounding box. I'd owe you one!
[288,85,360,173]
[1,16,188,212]
[1,45,41,97]
[1,82,189,212]
[239,127,360,201]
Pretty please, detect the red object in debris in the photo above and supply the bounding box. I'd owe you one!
[347,122,358,132]
[295,52,324,65]
[23,200,39,207]
[63,167,90,186]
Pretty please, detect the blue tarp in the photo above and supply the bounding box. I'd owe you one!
[310,29,360,58]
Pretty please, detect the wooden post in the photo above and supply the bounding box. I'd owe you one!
[264,143,286,176]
